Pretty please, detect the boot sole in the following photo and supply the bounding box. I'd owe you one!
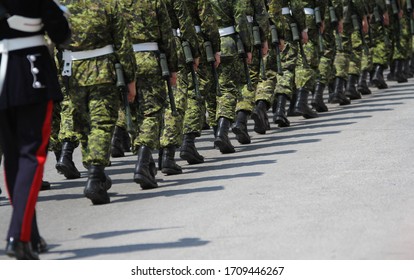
[180,151,204,164]
[371,79,388,89]
[134,174,158,190]
[231,127,251,144]
[84,185,110,205]
[161,167,183,175]
[55,163,81,179]
[214,138,235,154]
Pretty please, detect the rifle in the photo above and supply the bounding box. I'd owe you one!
[252,25,267,80]
[269,24,283,75]
[159,53,178,116]
[314,7,325,54]
[236,35,254,91]
[204,40,222,97]
[328,0,343,51]
[115,63,134,133]
[182,41,201,101]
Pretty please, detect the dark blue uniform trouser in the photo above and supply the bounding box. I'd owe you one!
[0,100,53,245]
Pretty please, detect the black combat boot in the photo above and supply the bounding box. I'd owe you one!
[121,128,131,152]
[273,94,290,127]
[410,55,414,73]
[214,117,235,154]
[330,77,351,105]
[328,81,335,102]
[55,141,81,179]
[180,133,204,164]
[293,88,318,118]
[287,92,300,116]
[311,81,328,112]
[251,100,269,134]
[387,60,396,81]
[403,59,413,78]
[371,64,388,89]
[395,59,408,83]
[134,145,158,189]
[345,74,362,100]
[84,165,111,205]
[161,146,182,175]
[357,70,371,95]
[231,110,251,144]
[110,126,125,158]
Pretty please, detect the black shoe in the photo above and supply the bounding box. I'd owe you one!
[231,111,251,144]
[396,59,408,83]
[371,64,388,89]
[110,126,125,158]
[214,117,235,154]
[32,237,48,254]
[40,180,51,191]
[251,100,269,134]
[293,88,318,119]
[357,70,372,95]
[161,146,182,175]
[180,133,204,164]
[330,77,351,105]
[5,237,39,260]
[84,165,111,205]
[387,60,396,81]
[345,74,362,100]
[273,94,290,127]
[311,82,328,112]
[134,146,158,189]
[55,141,81,179]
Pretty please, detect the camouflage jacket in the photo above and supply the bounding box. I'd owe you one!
[246,0,270,42]
[60,0,136,86]
[185,0,221,55]
[267,0,306,40]
[210,0,253,56]
[301,0,329,30]
[165,0,201,58]
[123,0,178,73]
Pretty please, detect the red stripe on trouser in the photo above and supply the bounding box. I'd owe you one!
[21,101,53,241]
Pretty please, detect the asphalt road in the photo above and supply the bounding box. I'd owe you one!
[1,79,414,260]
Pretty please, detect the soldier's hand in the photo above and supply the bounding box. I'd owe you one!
[262,40,269,57]
[383,11,389,26]
[246,52,253,64]
[127,81,136,103]
[194,57,200,71]
[362,15,368,34]
[301,30,308,44]
[170,72,178,87]
[338,19,344,34]
[320,20,325,34]
[214,52,221,68]
[279,39,285,51]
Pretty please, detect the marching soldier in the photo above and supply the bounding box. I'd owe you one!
[58,0,137,204]
[0,0,71,259]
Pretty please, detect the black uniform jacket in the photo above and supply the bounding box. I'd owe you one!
[0,0,70,110]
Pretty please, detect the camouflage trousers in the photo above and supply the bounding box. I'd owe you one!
[318,25,336,85]
[49,101,62,154]
[255,50,277,107]
[295,30,319,92]
[275,41,299,98]
[333,23,354,79]
[58,88,81,146]
[348,30,364,76]
[392,17,411,60]
[216,54,245,122]
[65,84,120,167]
[370,23,391,67]
[237,53,260,113]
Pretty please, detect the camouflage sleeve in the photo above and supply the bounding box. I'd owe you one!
[111,0,136,83]
[199,0,221,52]
[173,0,201,58]
[157,0,178,72]
[351,0,366,16]
[235,0,253,52]
[253,0,270,42]
[375,0,387,12]
[291,0,307,31]
[267,0,287,39]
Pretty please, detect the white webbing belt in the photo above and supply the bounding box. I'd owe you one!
[194,25,201,33]
[282,7,291,15]
[61,45,114,76]
[246,15,254,23]
[219,26,236,37]
[0,35,47,95]
[304,8,315,15]
[132,42,159,52]
[172,28,181,37]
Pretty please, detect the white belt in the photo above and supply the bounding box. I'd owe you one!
[132,42,159,52]
[61,45,114,76]
[0,35,47,95]
[194,25,201,33]
[304,8,315,15]
[7,16,44,33]
[172,28,181,37]
[246,15,254,23]
[219,26,236,37]
[282,7,291,15]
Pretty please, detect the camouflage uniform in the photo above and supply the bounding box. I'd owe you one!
[180,0,221,164]
[158,0,200,175]
[59,0,136,204]
[126,0,178,189]
[370,0,391,89]
[210,0,253,153]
